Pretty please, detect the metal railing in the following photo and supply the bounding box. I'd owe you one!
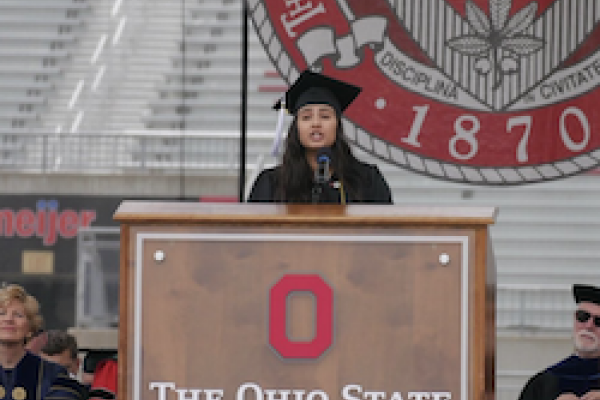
[0,130,275,174]
[497,283,573,332]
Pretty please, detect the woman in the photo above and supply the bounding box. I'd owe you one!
[248,70,392,204]
[0,284,85,400]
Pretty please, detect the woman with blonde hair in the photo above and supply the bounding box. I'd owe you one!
[0,284,85,400]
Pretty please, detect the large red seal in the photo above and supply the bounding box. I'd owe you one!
[248,0,600,184]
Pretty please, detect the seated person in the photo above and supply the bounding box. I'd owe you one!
[0,283,86,399]
[518,284,600,400]
[40,330,80,378]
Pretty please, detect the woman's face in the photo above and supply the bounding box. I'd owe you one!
[296,104,338,155]
[0,300,31,346]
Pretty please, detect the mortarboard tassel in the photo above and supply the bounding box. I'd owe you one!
[271,98,287,157]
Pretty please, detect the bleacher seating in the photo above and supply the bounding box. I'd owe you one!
[0,0,89,9]
[37,0,285,136]
[0,31,78,43]
[141,0,278,134]
[0,14,84,27]
[0,0,89,168]
[0,133,26,165]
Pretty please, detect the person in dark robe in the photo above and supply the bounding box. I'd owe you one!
[40,330,81,379]
[0,284,86,400]
[247,69,392,204]
[518,284,600,400]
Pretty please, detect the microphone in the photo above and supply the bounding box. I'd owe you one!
[314,147,332,185]
[312,147,332,204]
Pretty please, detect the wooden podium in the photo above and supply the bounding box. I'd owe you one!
[114,202,497,400]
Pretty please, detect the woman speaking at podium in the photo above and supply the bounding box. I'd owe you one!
[247,70,392,204]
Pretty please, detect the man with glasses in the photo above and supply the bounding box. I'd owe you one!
[518,284,600,400]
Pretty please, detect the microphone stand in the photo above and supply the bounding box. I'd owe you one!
[311,183,323,204]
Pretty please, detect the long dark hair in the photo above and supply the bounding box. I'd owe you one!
[275,118,364,202]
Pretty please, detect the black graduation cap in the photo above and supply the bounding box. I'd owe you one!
[275,70,362,115]
[573,284,600,305]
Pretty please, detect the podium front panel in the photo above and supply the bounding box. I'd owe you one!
[123,225,477,400]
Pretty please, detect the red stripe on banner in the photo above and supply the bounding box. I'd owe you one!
[259,85,288,93]
[584,168,600,175]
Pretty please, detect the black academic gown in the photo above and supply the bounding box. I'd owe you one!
[248,162,392,204]
[0,352,85,400]
[518,355,600,400]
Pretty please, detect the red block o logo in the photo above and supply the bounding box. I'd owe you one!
[269,274,333,359]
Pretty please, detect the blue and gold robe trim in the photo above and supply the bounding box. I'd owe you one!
[0,352,85,400]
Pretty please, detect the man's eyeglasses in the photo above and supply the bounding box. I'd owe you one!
[575,309,600,328]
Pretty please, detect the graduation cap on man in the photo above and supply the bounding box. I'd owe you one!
[573,284,600,305]
[271,69,362,155]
